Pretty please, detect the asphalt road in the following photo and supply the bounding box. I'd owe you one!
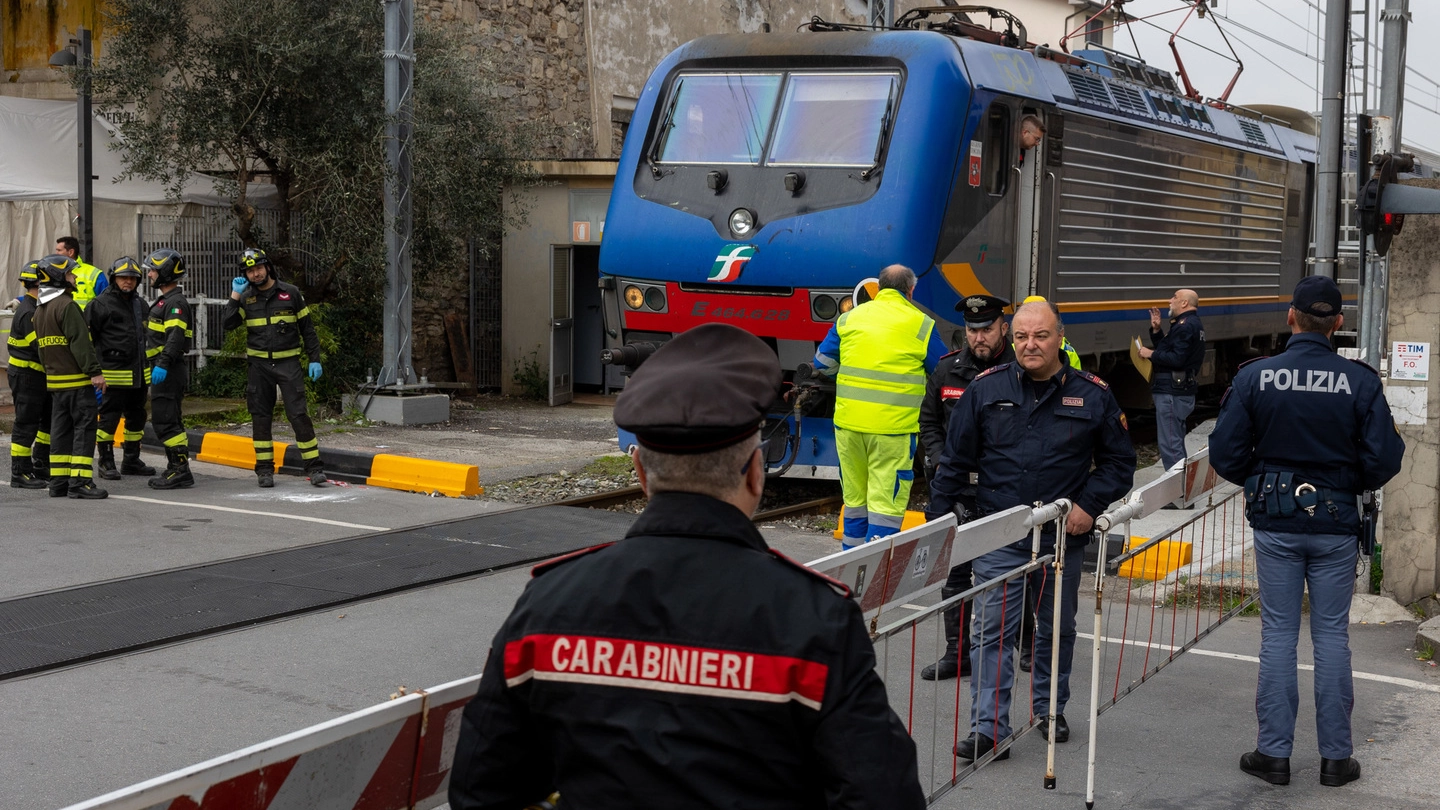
[3,448,1436,810]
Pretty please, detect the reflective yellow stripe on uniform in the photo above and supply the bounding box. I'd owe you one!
[97,430,114,442]
[8,357,45,372]
[11,443,31,458]
[244,315,297,327]
[7,332,35,347]
[46,373,91,389]
[162,433,189,448]
[247,347,302,359]
[123,429,144,442]
[35,432,50,444]
[254,440,274,462]
[295,438,319,460]
[146,346,163,358]
[102,369,135,386]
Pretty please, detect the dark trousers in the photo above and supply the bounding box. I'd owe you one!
[248,359,320,473]
[8,368,51,467]
[940,561,974,664]
[150,364,189,453]
[970,541,1086,740]
[98,385,149,443]
[49,387,97,485]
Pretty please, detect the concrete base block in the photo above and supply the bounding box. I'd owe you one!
[1350,593,1418,625]
[344,393,450,426]
[1418,617,1440,654]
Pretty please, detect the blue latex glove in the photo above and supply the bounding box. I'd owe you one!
[96,386,104,404]
[308,362,323,381]
[231,276,248,295]
[151,366,168,385]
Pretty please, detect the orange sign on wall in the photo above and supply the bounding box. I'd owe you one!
[572,221,590,242]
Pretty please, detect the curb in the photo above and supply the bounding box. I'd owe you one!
[1419,617,1440,655]
[141,428,483,497]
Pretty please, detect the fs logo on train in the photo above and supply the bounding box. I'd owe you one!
[709,244,756,283]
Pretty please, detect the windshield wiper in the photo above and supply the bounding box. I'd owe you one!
[648,81,683,179]
[860,82,897,182]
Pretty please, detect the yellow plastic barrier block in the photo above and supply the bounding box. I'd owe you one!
[832,506,929,541]
[367,454,482,498]
[195,432,288,471]
[1117,538,1193,580]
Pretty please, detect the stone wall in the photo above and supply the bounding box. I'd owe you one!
[1380,177,1440,605]
[423,0,594,160]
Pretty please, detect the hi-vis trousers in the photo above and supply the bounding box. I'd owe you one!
[835,427,916,549]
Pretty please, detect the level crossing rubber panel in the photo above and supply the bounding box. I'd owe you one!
[0,506,636,681]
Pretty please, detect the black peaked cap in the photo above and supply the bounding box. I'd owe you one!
[614,323,781,454]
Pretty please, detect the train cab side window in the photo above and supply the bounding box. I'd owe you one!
[985,104,1011,195]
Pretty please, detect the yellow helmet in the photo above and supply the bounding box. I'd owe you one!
[1022,295,1048,304]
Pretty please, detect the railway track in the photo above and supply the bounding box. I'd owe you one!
[555,484,842,524]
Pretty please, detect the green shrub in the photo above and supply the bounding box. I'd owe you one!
[513,347,548,400]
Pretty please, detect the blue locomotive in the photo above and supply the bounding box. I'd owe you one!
[598,11,1316,476]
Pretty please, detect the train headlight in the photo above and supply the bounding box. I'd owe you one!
[728,208,756,237]
[811,295,838,321]
[644,286,667,311]
[623,285,645,310]
[838,298,854,314]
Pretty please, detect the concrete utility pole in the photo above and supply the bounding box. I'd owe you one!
[1359,0,1409,367]
[381,0,415,389]
[1313,0,1351,278]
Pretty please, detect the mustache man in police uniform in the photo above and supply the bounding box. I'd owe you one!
[917,293,1015,681]
[1210,276,1404,788]
[930,300,1135,761]
[449,323,925,810]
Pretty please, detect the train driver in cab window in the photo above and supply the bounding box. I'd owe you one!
[1019,114,1046,165]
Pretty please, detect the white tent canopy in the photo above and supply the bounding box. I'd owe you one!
[0,96,279,379]
[0,95,275,206]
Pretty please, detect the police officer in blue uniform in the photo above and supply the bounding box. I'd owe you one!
[1210,276,1404,788]
[450,323,925,810]
[931,300,1135,760]
[918,293,1015,681]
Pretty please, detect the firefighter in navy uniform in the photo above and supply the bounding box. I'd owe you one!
[144,248,196,489]
[223,248,327,487]
[917,293,1015,681]
[32,255,108,499]
[1210,276,1404,789]
[88,257,157,480]
[449,323,925,810]
[931,300,1135,761]
[8,260,52,489]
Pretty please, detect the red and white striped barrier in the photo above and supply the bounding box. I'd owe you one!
[63,676,480,810]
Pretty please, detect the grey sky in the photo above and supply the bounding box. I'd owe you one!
[1115,0,1438,155]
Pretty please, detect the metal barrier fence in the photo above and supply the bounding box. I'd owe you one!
[138,209,320,369]
[62,454,1254,810]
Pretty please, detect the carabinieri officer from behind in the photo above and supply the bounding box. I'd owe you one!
[449,323,925,810]
[1210,275,1404,789]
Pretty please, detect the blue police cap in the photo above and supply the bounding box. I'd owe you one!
[1291,276,1342,317]
[614,324,781,454]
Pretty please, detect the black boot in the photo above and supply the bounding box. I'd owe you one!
[922,588,972,680]
[97,443,121,480]
[10,457,48,489]
[149,448,195,489]
[67,480,109,499]
[120,441,156,476]
[1240,750,1291,785]
[1320,757,1361,787]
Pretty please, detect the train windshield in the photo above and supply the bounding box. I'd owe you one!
[656,73,782,164]
[768,73,899,167]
